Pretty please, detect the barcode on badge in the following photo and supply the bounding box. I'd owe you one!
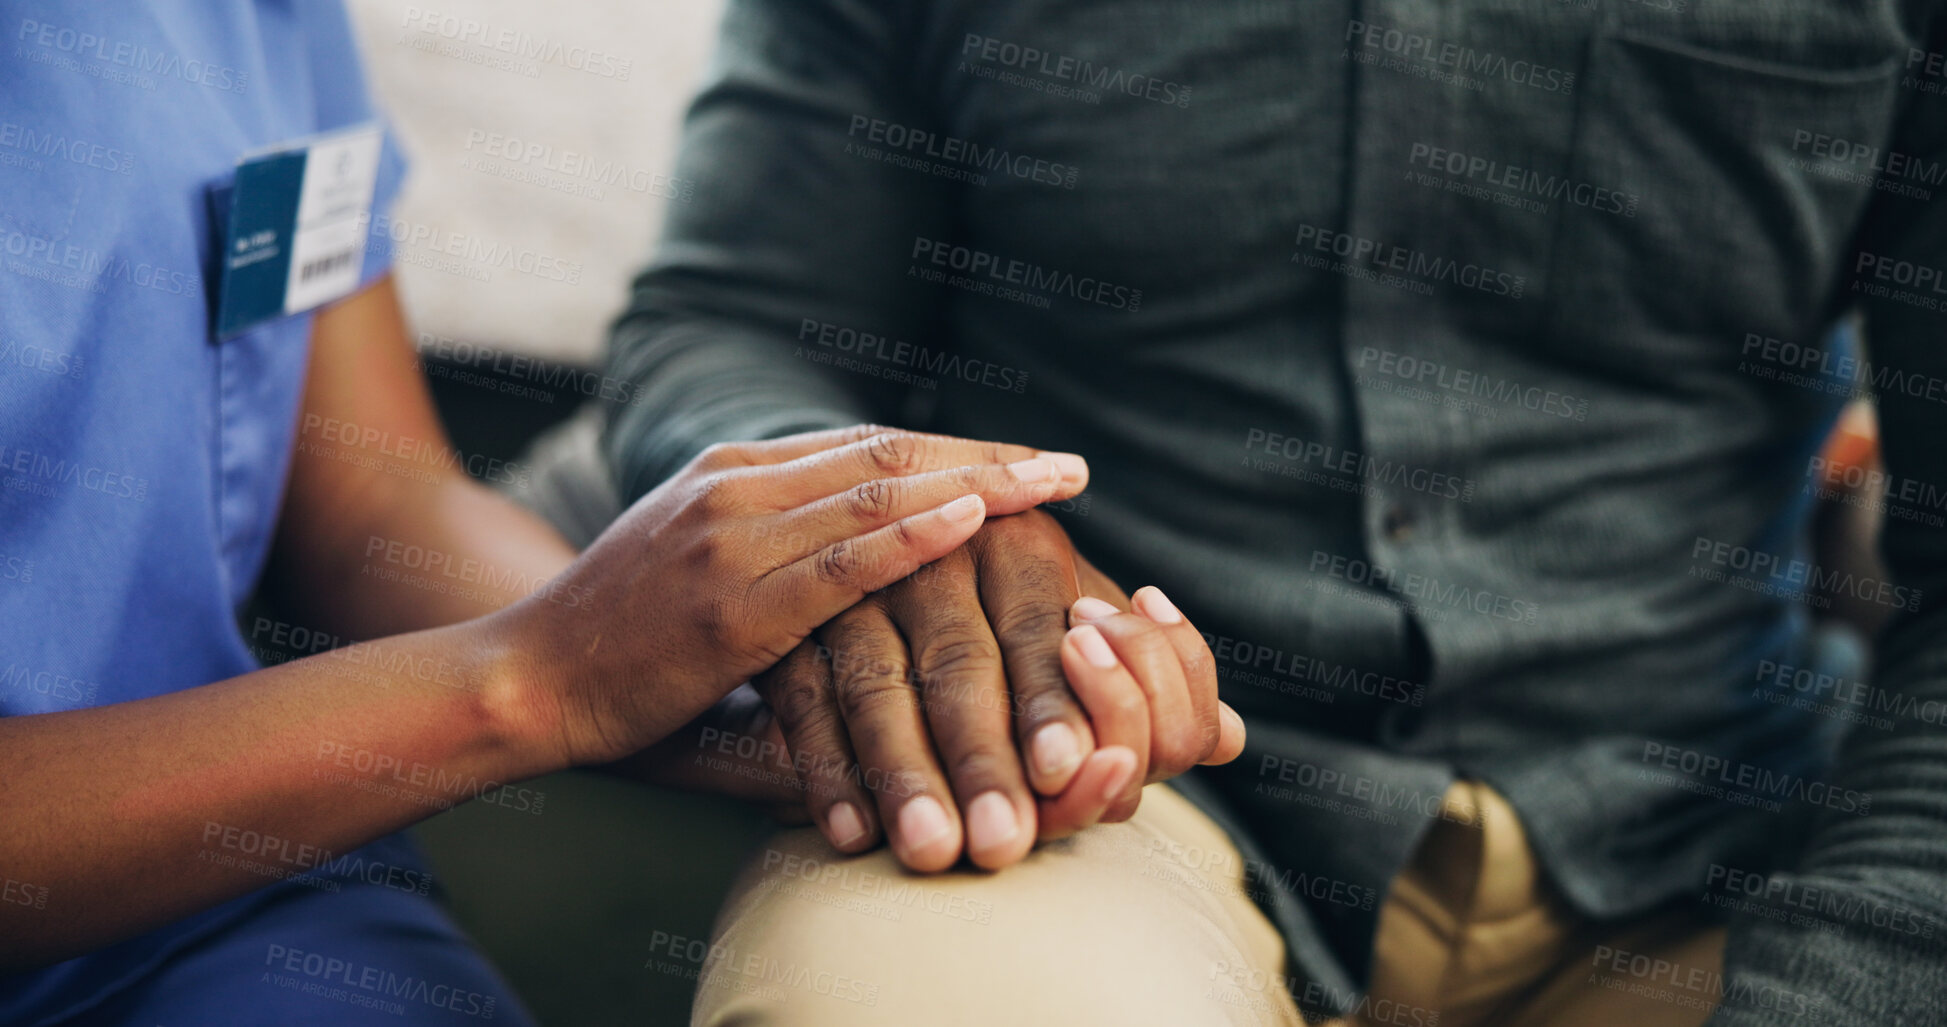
[299,250,355,282]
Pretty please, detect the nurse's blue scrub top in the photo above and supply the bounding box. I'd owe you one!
[1,3,532,1023]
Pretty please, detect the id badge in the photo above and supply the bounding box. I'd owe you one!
[211,123,382,340]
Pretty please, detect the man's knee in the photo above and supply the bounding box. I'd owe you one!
[692,787,1298,1026]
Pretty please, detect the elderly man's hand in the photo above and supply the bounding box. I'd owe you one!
[753,508,1246,872]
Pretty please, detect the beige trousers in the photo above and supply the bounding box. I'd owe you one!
[692,782,1725,1026]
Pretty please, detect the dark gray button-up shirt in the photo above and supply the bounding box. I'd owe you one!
[606,1,1947,1021]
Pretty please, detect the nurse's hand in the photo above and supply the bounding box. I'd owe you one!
[495,426,1088,769]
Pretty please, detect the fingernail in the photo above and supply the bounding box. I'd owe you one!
[1006,457,1057,483]
[1134,586,1184,624]
[1041,452,1088,482]
[1220,705,1246,748]
[827,801,868,848]
[1073,624,1118,669]
[966,791,1020,852]
[1032,722,1082,778]
[1071,596,1120,622]
[1099,746,1139,797]
[898,795,952,850]
[939,494,984,524]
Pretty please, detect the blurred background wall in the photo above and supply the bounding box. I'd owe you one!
[350,0,724,364]
[337,5,755,1025]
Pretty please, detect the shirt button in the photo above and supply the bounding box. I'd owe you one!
[1381,505,1415,541]
[1379,700,1426,747]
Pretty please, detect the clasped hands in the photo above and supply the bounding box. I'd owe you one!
[688,458,1244,872]
[566,424,1243,871]
[758,508,1244,872]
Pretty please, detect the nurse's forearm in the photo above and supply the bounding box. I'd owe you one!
[0,612,561,971]
[266,275,580,642]
[274,473,579,642]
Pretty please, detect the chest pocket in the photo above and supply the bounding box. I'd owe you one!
[1544,15,1906,368]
